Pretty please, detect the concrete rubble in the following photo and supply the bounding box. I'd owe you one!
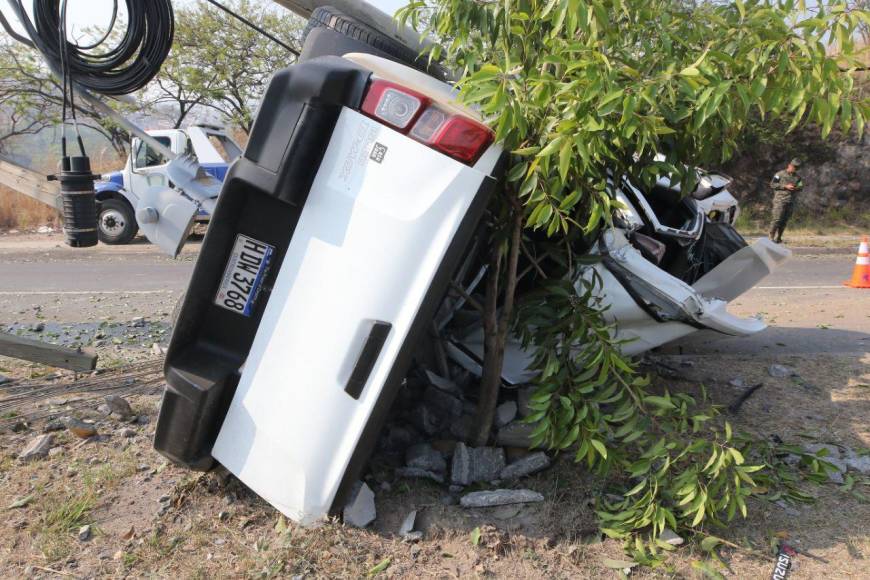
[398,510,422,541]
[768,364,797,378]
[19,434,54,461]
[499,451,550,480]
[460,489,544,508]
[844,449,870,475]
[424,369,462,396]
[805,443,847,483]
[450,442,505,485]
[659,528,684,546]
[343,481,376,528]
[405,443,447,474]
[494,401,517,428]
[496,421,535,448]
[396,467,445,483]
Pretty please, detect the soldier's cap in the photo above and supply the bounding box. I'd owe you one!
[789,158,802,167]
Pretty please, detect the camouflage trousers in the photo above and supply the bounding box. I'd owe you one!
[769,192,796,242]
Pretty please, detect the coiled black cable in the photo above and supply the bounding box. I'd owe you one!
[10,0,174,96]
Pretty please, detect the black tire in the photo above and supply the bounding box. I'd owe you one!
[97,198,138,245]
[303,6,443,78]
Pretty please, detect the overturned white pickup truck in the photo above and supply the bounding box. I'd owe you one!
[154,2,789,526]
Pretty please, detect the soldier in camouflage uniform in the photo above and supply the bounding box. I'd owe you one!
[768,158,804,243]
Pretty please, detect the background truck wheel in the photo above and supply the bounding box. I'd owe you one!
[97,198,138,245]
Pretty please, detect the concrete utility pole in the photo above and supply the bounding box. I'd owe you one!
[0,331,97,372]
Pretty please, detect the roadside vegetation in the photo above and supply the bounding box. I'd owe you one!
[398,0,870,562]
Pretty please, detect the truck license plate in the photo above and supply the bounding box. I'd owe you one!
[215,234,274,316]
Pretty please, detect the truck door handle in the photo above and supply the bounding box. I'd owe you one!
[344,321,392,400]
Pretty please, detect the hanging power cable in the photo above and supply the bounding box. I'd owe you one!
[7,0,175,96]
[202,0,300,56]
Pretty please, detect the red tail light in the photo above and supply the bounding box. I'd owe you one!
[360,79,493,165]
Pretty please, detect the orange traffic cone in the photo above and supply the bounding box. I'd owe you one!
[844,236,870,288]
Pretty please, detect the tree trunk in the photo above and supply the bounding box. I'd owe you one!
[472,198,523,446]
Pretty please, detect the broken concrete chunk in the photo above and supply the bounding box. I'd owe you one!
[424,369,462,395]
[450,443,506,485]
[398,510,417,537]
[805,443,847,481]
[410,405,442,437]
[405,443,447,474]
[844,450,870,475]
[494,401,518,428]
[451,442,472,485]
[449,413,474,440]
[105,394,134,418]
[768,364,797,378]
[423,386,463,421]
[499,451,550,480]
[659,528,684,546]
[496,421,536,448]
[460,489,544,508]
[395,467,445,484]
[343,482,376,528]
[19,434,53,461]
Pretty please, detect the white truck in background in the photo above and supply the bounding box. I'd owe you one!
[95,125,242,244]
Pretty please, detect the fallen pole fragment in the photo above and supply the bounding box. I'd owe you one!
[0,331,97,372]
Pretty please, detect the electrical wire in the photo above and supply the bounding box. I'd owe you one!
[203,0,300,56]
[6,0,175,96]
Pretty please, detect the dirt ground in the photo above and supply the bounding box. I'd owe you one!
[1,233,869,579]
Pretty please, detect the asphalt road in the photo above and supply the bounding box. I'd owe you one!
[0,233,867,354]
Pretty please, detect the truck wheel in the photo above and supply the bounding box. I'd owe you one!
[302,6,443,78]
[97,198,138,245]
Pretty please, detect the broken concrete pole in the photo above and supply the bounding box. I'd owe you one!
[450,443,506,485]
[495,421,536,448]
[499,452,550,480]
[19,434,53,461]
[494,401,517,428]
[405,443,447,474]
[460,489,544,508]
[343,482,376,528]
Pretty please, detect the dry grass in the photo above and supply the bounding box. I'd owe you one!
[0,185,59,230]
